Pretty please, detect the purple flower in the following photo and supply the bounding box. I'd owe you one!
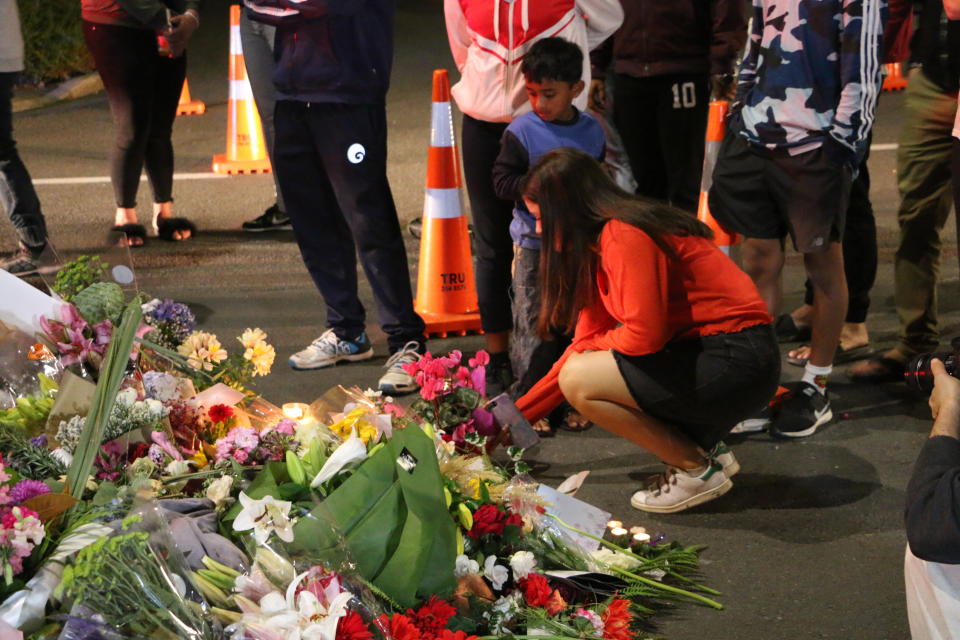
[30,435,47,448]
[9,480,50,505]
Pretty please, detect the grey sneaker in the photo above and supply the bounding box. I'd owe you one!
[709,441,740,477]
[288,330,373,370]
[242,204,292,232]
[630,462,732,514]
[378,341,422,395]
[1,242,61,277]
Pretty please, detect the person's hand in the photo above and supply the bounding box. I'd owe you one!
[588,78,606,112]
[930,358,960,439]
[166,10,199,57]
[710,74,737,101]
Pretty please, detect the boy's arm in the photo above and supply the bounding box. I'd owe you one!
[828,0,885,167]
[492,130,531,202]
[732,0,763,110]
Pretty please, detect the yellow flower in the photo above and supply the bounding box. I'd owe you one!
[328,407,378,445]
[239,328,268,350]
[178,331,228,371]
[190,447,209,469]
[243,341,276,377]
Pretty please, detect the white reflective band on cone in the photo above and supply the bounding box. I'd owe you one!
[230,24,242,54]
[430,102,454,148]
[423,188,462,219]
[229,79,254,102]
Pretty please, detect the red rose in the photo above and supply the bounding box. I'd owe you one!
[601,598,633,640]
[468,504,507,538]
[208,403,234,423]
[519,574,552,608]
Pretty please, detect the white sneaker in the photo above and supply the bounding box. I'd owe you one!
[288,329,373,370]
[730,405,773,434]
[378,341,422,395]
[630,463,732,514]
[709,441,740,477]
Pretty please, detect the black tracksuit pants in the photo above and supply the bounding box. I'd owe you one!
[272,100,426,352]
[0,72,46,249]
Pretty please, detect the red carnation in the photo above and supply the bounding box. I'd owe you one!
[207,403,234,423]
[601,598,633,640]
[407,596,457,637]
[519,574,552,608]
[336,612,374,640]
[437,631,479,640]
[468,504,507,538]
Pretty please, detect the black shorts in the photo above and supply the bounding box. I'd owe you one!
[708,120,852,253]
[613,324,780,450]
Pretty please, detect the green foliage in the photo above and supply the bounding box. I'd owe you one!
[0,425,66,480]
[0,374,58,435]
[16,0,94,83]
[52,255,107,302]
[72,282,125,325]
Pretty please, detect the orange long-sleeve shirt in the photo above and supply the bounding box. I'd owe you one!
[516,219,772,422]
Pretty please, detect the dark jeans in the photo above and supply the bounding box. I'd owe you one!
[273,100,426,352]
[0,72,46,249]
[803,139,878,323]
[613,72,710,212]
[83,21,185,208]
[614,324,780,450]
[461,114,514,334]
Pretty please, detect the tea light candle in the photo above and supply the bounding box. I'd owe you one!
[607,520,622,530]
[633,532,651,543]
[630,526,646,535]
[610,527,628,537]
[282,403,309,421]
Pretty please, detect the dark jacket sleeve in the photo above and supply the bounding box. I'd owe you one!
[905,435,960,563]
[246,0,367,24]
[709,0,749,75]
[492,130,530,202]
[590,36,614,80]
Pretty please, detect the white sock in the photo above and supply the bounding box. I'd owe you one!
[802,363,832,394]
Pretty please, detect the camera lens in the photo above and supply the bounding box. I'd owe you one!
[905,354,935,393]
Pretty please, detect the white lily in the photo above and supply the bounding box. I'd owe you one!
[233,492,296,543]
[310,428,368,488]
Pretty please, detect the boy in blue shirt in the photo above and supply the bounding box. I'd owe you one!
[493,36,605,433]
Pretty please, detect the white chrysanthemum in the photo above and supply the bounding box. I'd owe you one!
[509,550,536,580]
[454,554,480,578]
[239,328,268,350]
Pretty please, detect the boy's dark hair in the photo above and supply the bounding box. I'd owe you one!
[521,37,583,84]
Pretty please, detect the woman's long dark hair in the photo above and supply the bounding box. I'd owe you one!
[522,147,714,337]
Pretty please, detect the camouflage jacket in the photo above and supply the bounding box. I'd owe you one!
[734,0,886,165]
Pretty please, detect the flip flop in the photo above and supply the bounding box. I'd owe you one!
[775,314,812,343]
[786,343,873,367]
[847,356,907,383]
[556,406,594,432]
[155,217,197,241]
[108,223,147,247]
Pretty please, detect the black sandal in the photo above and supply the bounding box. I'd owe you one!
[108,223,147,247]
[556,405,594,432]
[775,313,812,343]
[156,217,197,241]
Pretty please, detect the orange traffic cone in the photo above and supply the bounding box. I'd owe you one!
[698,100,739,255]
[212,5,271,174]
[882,62,908,91]
[414,69,482,338]
[176,78,206,115]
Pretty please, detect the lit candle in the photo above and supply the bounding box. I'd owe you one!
[282,403,308,421]
[633,532,651,543]
[630,526,646,535]
[610,527,628,537]
[607,520,622,530]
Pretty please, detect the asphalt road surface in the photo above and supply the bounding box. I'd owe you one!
[9,2,960,638]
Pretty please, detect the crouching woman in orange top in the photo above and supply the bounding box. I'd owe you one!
[516,148,779,513]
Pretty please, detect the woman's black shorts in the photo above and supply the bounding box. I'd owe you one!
[613,323,780,450]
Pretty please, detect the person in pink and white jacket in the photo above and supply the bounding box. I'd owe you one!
[444,0,622,396]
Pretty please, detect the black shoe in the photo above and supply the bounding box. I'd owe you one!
[1,242,61,277]
[242,204,292,232]
[770,382,832,439]
[485,354,514,397]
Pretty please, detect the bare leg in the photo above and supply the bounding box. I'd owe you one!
[558,350,705,469]
[804,242,848,367]
[741,237,785,315]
